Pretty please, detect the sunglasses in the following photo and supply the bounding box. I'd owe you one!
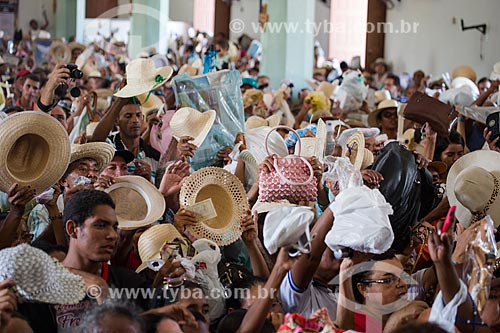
[361,274,403,286]
[381,111,397,119]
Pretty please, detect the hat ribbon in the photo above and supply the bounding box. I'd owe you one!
[471,174,499,225]
[143,74,165,103]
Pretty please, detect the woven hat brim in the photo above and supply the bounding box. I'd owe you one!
[171,110,216,148]
[343,132,365,170]
[114,66,173,98]
[70,143,115,173]
[179,167,248,246]
[447,151,500,228]
[0,112,71,194]
[105,175,166,230]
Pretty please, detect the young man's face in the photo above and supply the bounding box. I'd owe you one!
[22,78,40,101]
[70,204,119,263]
[118,104,144,139]
[49,106,68,130]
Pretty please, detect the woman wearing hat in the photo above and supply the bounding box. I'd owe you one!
[368,100,399,140]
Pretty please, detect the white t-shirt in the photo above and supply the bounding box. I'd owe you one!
[280,270,338,320]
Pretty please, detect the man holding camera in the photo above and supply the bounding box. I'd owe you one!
[36,62,75,113]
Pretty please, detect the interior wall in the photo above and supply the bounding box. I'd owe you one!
[314,0,330,57]
[169,0,194,24]
[17,0,54,35]
[228,0,260,41]
[385,0,499,79]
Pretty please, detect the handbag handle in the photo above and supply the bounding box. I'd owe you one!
[273,156,315,186]
[265,125,302,156]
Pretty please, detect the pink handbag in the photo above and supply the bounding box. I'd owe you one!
[259,126,318,202]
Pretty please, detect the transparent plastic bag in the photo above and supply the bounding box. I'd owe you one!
[171,70,245,170]
[465,216,498,313]
[322,156,363,192]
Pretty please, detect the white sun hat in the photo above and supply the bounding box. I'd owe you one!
[170,107,216,148]
[0,244,86,304]
[114,58,173,98]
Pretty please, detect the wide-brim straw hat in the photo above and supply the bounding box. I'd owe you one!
[245,115,268,131]
[368,99,398,127]
[343,132,374,170]
[317,80,339,100]
[136,224,186,273]
[68,42,85,53]
[374,90,392,104]
[447,151,500,228]
[137,92,164,116]
[49,41,70,64]
[428,161,448,176]
[0,112,70,194]
[179,167,249,246]
[178,64,199,76]
[105,175,166,230]
[170,107,216,148]
[0,244,86,304]
[70,143,115,173]
[115,58,173,98]
[452,65,477,83]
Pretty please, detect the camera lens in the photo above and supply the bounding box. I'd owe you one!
[70,87,81,97]
[72,69,83,79]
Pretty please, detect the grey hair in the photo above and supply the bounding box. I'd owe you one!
[78,300,143,333]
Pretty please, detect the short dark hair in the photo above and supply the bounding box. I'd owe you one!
[79,300,143,333]
[63,189,115,229]
[25,74,41,84]
[433,129,465,161]
[143,313,176,333]
[386,73,400,87]
[478,77,491,85]
[31,240,68,255]
[225,277,266,310]
[392,322,447,333]
[340,61,349,71]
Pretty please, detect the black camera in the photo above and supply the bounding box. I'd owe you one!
[54,64,82,98]
[486,111,500,148]
[65,64,83,79]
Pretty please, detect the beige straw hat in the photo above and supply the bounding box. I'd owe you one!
[343,132,374,170]
[49,41,70,64]
[70,143,115,173]
[368,99,398,128]
[136,92,164,116]
[452,65,477,83]
[0,111,70,194]
[178,64,199,76]
[136,224,187,273]
[244,115,267,131]
[170,107,216,148]
[105,175,166,230]
[115,58,173,98]
[447,151,500,228]
[242,88,264,109]
[179,167,249,246]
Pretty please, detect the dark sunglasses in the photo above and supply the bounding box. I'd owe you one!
[382,111,397,119]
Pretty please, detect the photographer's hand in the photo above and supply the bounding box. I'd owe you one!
[39,62,71,107]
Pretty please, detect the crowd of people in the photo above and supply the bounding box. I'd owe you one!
[0,14,500,333]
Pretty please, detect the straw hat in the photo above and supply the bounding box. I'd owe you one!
[170,107,216,148]
[105,175,166,230]
[115,58,173,98]
[428,161,447,176]
[68,42,85,53]
[70,143,115,173]
[343,132,374,170]
[136,92,164,116]
[368,99,398,127]
[245,115,267,131]
[0,112,70,194]
[243,88,264,109]
[374,90,392,104]
[447,151,500,228]
[317,81,339,101]
[0,244,85,304]
[178,64,198,76]
[179,167,249,246]
[452,65,477,83]
[49,41,70,64]
[135,224,186,273]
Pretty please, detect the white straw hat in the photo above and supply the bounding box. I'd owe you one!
[170,107,216,148]
[179,167,249,246]
[0,244,86,304]
[0,111,70,194]
[70,143,115,173]
[343,132,374,170]
[368,99,398,128]
[105,175,166,230]
[115,58,173,98]
[136,224,187,273]
[447,151,500,228]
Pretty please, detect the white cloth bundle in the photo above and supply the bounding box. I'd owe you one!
[428,280,468,333]
[325,186,394,254]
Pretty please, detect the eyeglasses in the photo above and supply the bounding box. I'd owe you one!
[381,111,397,119]
[361,275,402,285]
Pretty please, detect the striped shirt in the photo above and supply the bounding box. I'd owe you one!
[27,195,64,240]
